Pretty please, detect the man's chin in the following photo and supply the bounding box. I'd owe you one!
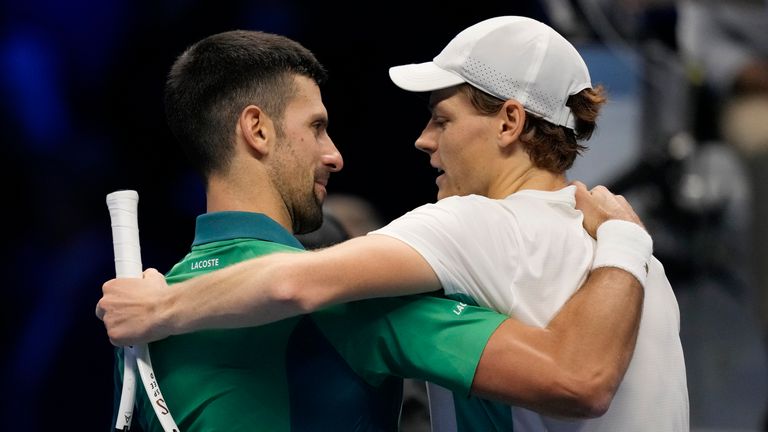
[293,201,324,234]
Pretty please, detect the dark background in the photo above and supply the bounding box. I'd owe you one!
[2,1,767,430]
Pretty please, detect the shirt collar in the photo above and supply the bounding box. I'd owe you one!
[192,211,305,249]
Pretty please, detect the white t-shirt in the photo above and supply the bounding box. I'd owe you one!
[370,186,689,431]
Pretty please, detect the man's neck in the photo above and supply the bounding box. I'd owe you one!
[205,176,294,233]
[487,166,568,199]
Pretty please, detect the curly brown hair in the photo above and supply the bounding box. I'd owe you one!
[460,84,607,173]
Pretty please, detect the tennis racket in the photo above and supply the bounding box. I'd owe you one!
[107,190,180,432]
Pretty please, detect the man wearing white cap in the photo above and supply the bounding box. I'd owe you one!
[98,16,688,430]
[383,15,688,431]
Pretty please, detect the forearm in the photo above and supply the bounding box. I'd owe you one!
[472,267,641,417]
[472,220,650,417]
[164,253,297,335]
[543,220,652,402]
[547,267,642,412]
[165,236,440,335]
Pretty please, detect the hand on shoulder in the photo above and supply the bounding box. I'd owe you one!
[571,181,644,239]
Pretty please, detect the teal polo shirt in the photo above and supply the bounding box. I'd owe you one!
[113,211,507,431]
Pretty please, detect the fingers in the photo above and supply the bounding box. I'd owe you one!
[96,278,118,321]
[573,182,647,238]
[570,180,587,191]
[97,269,159,321]
[571,181,589,201]
[95,268,171,346]
[589,185,611,199]
[583,184,643,226]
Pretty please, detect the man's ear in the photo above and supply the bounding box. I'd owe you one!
[238,105,272,156]
[499,99,526,148]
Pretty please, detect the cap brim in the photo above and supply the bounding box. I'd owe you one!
[388,62,466,92]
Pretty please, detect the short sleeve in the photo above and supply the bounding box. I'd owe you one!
[309,295,507,397]
[369,196,522,312]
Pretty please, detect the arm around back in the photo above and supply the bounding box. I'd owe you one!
[97,234,443,345]
[472,267,643,418]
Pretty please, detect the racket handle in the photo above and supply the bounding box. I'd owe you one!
[107,190,141,431]
[107,190,142,278]
[106,190,180,432]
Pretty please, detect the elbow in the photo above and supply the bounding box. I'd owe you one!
[269,273,323,315]
[558,371,618,418]
[263,252,340,316]
[269,266,334,315]
[570,383,613,418]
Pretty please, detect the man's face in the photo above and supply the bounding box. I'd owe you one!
[271,75,343,234]
[415,87,499,200]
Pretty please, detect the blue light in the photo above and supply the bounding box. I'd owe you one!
[0,30,70,151]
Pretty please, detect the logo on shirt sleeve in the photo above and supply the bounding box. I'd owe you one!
[445,293,478,316]
[452,302,468,316]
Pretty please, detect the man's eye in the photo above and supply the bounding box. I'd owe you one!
[432,118,447,127]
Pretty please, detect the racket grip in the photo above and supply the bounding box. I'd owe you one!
[107,190,143,279]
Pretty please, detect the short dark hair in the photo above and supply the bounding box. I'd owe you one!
[460,84,607,173]
[164,30,328,179]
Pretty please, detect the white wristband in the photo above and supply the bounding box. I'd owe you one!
[592,220,653,286]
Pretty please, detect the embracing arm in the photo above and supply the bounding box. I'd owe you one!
[174,235,438,328]
[472,267,641,418]
[470,182,649,417]
[97,233,441,345]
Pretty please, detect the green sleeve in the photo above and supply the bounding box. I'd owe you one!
[309,295,507,397]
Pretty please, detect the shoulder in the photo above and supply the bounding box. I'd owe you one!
[408,194,503,217]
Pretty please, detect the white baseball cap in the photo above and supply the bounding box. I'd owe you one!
[389,16,592,129]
